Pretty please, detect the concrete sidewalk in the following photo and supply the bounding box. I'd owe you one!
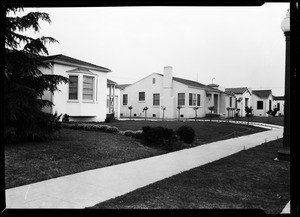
[5,122,284,209]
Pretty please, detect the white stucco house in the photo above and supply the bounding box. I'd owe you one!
[273,96,285,116]
[251,90,274,117]
[225,87,252,117]
[40,54,112,122]
[119,66,235,120]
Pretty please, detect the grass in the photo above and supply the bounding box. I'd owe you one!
[4,129,167,189]
[5,121,267,189]
[89,138,290,214]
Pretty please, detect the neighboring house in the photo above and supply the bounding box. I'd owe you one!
[119,66,234,119]
[40,54,112,122]
[251,89,274,117]
[225,87,252,117]
[107,79,121,119]
[273,96,285,116]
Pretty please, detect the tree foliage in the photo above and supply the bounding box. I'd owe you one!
[4,7,68,142]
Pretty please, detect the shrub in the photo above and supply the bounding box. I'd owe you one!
[176,125,195,144]
[142,126,177,149]
[124,130,143,139]
[5,112,62,143]
[62,114,70,123]
[105,126,119,134]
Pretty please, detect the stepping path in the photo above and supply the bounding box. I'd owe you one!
[5,122,284,209]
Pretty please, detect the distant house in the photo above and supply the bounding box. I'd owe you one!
[107,79,121,119]
[273,96,285,116]
[251,90,274,117]
[40,54,112,122]
[119,66,235,119]
[225,87,252,117]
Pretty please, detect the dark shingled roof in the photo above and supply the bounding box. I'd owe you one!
[41,54,111,72]
[172,77,223,92]
[273,96,285,101]
[252,90,272,98]
[225,87,250,95]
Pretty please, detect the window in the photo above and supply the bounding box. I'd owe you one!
[139,92,145,101]
[123,94,128,105]
[197,94,201,106]
[153,93,160,106]
[82,76,94,100]
[277,102,280,110]
[257,101,263,110]
[152,78,156,84]
[178,93,185,106]
[269,100,272,111]
[229,97,232,107]
[69,75,78,100]
[189,93,196,106]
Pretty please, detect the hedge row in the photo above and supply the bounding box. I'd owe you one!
[62,123,196,151]
[62,123,142,139]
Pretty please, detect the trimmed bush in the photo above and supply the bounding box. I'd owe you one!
[176,125,195,144]
[142,126,177,149]
[123,130,143,139]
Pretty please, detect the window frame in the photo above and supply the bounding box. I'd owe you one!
[153,93,160,106]
[257,101,264,110]
[139,92,145,102]
[178,93,185,106]
[82,75,95,101]
[189,93,197,106]
[68,75,79,100]
[197,94,201,106]
[123,94,128,105]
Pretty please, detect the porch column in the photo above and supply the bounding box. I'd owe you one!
[112,85,115,114]
[211,93,214,111]
[109,85,112,113]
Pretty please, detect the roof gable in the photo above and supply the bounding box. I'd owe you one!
[173,77,222,92]
[41,54,111,72]
[252,90,272,99]
[225,87,251,95]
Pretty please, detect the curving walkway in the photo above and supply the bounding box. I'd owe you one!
[5,121,286,210]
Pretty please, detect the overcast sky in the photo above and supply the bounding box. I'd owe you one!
[20,3,289,96]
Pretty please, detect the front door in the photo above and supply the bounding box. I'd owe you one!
[213,94,218,113]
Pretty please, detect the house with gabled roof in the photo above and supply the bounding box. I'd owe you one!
[273,96,284,116]
[119,66,235,119]
[40,54,112,122]
[251,89,274,117]
[225,87,252,117]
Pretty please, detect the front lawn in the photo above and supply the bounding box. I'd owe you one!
[5,129,167,189]
[90,138,290,214]
[5,121,268,189]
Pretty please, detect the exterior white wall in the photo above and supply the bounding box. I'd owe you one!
[119,73,207,119]
[41,63,108,122]
[120,73,164,119]
[236,91,252,117]
[274,99,284,116]
[252,94,274,117]
[220,94,236,118]
[172,82,206,119]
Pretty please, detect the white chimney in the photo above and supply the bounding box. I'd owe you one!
[163,66,173,88]
[162,66,175,119]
